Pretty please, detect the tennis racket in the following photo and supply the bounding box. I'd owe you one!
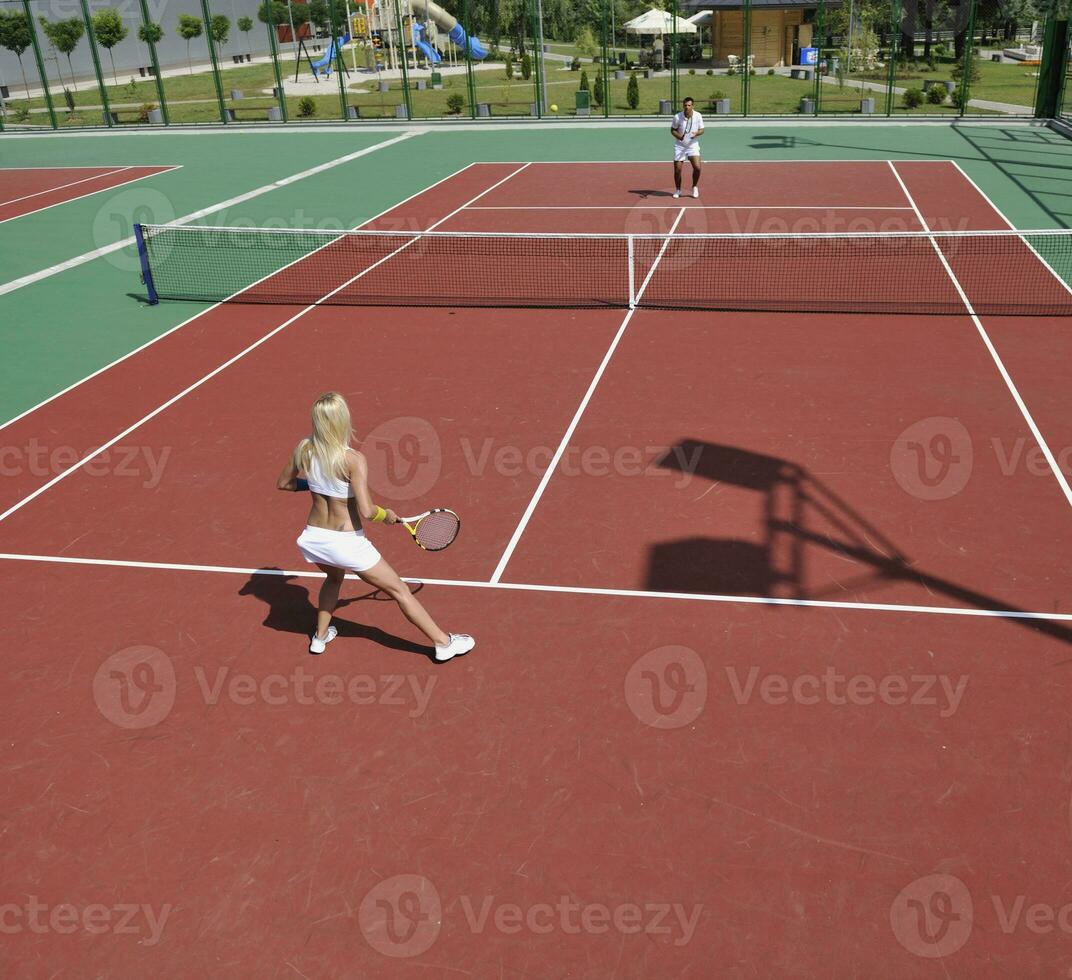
[399,508,460,551]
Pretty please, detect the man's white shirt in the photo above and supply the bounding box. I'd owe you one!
[672,110,704,146]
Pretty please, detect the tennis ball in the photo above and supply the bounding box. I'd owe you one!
[550,103,558,112]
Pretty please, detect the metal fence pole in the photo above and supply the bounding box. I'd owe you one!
[957,0,978,116]
[886,0,902,116]
[77,0,113,126]
[265,5,289,121]
[198,0,229,122]
[136,0,169,124]
[22,0,57,129]
[327,0,350,118]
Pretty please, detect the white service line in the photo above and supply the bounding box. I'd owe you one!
[489,207,687,583]
[0,159,478,434]
[0,163,531,527]
[465,205,917,211]
[1,551,1070,625]
[0,165,132,206]
[948,159,1072,298]
[889,160,1072,509]
[0,131,421,296]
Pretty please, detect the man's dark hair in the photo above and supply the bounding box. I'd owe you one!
[683,97,694,104]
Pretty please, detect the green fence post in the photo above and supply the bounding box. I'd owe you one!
[390,0,412,119]
[1035,17,1069,116]
[22,0,57,129]
[264,6,288,121]
[670,0,678,106]
[530,0,543,116]
[886,0,901,116]
[813,0,824,112]
[742,0,751,114]
[327,0,349,119]
[601,0,610,117]
[462,0,476,118]
[197,0,229,122]
[136,0,169,124]
[957,0,978,116]
[77,0,113,126]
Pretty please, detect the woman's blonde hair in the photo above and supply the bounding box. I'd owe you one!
[296,391,353,482]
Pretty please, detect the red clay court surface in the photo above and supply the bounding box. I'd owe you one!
[0,165,178,222]
[2,160,1071,976]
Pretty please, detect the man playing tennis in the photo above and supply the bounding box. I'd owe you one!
[671,96,704,199]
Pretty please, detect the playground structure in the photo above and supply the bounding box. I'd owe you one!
[310,0,489,79]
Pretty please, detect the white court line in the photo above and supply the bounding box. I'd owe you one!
[889,161,1072,509]
[1,551,1070,625]
[489,207,687,584]
[0,163,531,527]
[0,155,473,436]
[948,160,1072,298]
[0,165,131,206]
[465,205,918,211]
[488,159,957,164]
[0,131,420,297]
[0,165,183,226]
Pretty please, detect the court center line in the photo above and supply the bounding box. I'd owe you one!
[489,206,687,584]
[948,160,1072,299]
[0,165,132,206]
[0,131,422,297]
[889,160,1072,509]
[0,166,184,226]
[1,551,1069,624]
[0,160,478,434]
[0,163,531,527]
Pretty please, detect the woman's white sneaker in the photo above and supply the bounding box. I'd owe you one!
[435,633,475,662]
[309,625,338,654]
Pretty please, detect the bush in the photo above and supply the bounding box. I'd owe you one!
[626,71,639,109]
[505,55,513,79]
[767,68,775,75]
[926,84,946,105]
[13,105,31,123]
[138,101,157,122]
[593,72,604,106]
[570,56,581,71]
[521,51,531,80]
[705,69,713,75]
[951,58,980,85]
[749,67,756,75]
[688,68,695,75]
[902,87,924,109]
[446,92,465,114]
[951,87,968,111]
[579,69,589,92]
[297,95,316,117]
[63,88,76,113]
[727,65,737,75]
[710,89,727,101]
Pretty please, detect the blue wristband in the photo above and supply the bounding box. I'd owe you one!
[295,478,308,492]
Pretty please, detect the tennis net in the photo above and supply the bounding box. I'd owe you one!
[134,222,1072,316]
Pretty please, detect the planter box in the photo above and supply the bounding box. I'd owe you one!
[432,83,444,90]
[414,79,426,90]
[658,99,672,114]
[138,66,147,77]
[576,106,590,116]
[378,80,389,92]
[347,105,361,118]
[943,80,956,93]
[530,102,538,116]
[714,98,730,114]
[232,55,243,64]
[614,70,625,80]
[147,108,163,124]
[267,106,283,121]
[273,86,284,98]
[860,97,875,114]
[575,90,590,109]
[394,103,408,118]
[476,102,491,117]
[799,97,815,114]
[230,89,243,100]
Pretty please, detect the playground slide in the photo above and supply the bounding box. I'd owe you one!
[413,23,442,64]
[311,35,349,77]
[419,0,488,59]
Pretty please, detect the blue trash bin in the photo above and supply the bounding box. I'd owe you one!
[799,47,818,65]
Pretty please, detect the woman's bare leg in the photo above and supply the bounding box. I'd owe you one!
[314,563,345,638]
[357,558,449,647]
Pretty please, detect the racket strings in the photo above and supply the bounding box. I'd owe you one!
[414,511,460,551]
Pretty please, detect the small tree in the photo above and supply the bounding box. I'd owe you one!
[505,54,513,79]
[0,10,34,97]
[626,70,639,109]
[236,16,253,55]
[307,0,330,34]
[446,92,465,114]
[298,94,316,115]
[138,20,163,66]
[593,71,604,106]
[575,24,596,57]
[177,14,203,74]
[38,17,85,88]
[926,84,946,105]
[520,50,531,80]
[91,9,128,85]
[579,69,589,92]
[210,14,230,54]
[902,87,924,109]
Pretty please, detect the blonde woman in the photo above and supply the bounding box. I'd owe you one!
[277,392,474,661]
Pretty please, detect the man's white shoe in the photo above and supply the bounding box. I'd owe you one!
[692,187,699,198]
[673,190,681,199]
[435,633,475,662]
[310,625,338,654]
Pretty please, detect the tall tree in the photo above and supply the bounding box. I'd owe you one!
[237,15,254,56]
[0,10,34,97]
[177,14,203,75]
[210,14,231,54]
[38,16,85,88]
[91,8,128,85]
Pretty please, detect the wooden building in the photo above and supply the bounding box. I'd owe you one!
[683,0,837,68]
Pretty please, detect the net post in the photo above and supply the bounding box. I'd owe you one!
[134,224,159,306]
[627,235,636,308]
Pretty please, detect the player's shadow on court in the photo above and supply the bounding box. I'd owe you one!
[629,189,678,198]
[239,570,435,659]
[644,440,1072,644]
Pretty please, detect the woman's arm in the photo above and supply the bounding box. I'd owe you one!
[349,451,399,524]
[276,447,304,491]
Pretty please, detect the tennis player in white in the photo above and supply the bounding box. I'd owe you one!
[277,391,474,662]
[671,96,704,198]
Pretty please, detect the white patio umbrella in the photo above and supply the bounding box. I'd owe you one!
[622,9,698,35]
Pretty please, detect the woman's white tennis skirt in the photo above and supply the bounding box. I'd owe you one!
[296,526,382,572]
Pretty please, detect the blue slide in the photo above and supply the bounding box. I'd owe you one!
[413,22,441,64]
[447,22,488,59]
[311,34,349,78]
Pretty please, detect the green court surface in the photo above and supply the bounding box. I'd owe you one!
[2,120,1071,424]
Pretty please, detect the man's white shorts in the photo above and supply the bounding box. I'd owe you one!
[674,143,701,162]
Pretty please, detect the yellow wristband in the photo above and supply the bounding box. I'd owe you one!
[372,506,387,523]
